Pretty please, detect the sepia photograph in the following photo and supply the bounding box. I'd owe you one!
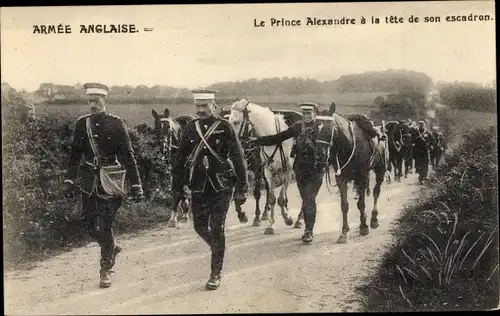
[2,1,498,314]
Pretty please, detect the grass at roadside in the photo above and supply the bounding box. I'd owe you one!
[356,126,499,311]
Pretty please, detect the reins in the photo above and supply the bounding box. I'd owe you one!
[234,101,288,173]
[319,118,356,194]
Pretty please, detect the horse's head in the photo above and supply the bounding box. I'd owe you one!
[152,108,178,161]
[228,99,254,139]
[385,120,412,149]
[399,121,413,145]
[314,119,337,171]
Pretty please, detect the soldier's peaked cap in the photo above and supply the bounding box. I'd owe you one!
[299,102,319,111]
[83,83,110,96]
[191,89,218,101]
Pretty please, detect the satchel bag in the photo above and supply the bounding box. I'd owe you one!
[86,117,127,198]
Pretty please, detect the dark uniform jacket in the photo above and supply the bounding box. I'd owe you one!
[431,132,446,151]
[172,115,248,195]
[67,112,142,195]
[255,120,319,171]
[413,128,432,153]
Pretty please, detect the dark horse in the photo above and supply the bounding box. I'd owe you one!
[384,120,413,182]
[151,108,196,228]
[314,112,388,243]
[220,106,267,225]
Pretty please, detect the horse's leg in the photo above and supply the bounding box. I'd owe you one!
[260,167,270,221]
[356,178,370,236]
[277,169,294,226]
[252,168,264,226]
[386,154,393,184]
[261,174,270,221]
[336,179,350,244]
[234,198,248,224]
[396,155,403,182]
[404,151,410,178]
[234,166,249,224]
[294,210,304,229]
[263,168,277,235]
[371,166,385,229]
[366,173,371,197]
[167,198,180,228]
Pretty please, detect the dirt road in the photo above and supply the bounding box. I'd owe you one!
[5,173,422,314]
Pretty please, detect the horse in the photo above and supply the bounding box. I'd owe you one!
[228,99,295,234]
[151,108,196,228]
[314,112,388,244]
[384,120,413,182]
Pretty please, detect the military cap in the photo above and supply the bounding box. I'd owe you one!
[299,102,320,112]
[432,125,439,130]
[83,83,110,96]
[192,89,217,103]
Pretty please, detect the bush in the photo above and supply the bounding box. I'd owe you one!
[357,126,499,311]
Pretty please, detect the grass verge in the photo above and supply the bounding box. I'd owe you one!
[356,126,499,311]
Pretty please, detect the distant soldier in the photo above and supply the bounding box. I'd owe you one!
[63,83,144,288]
[172,89,248,290]
[412,120,432,184]
[430,126,446,168]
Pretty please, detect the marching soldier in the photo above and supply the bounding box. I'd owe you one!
[63,83,144,288]
[172,89,248,290]
[249,102,324,244]
[430,125,446,168]
[413,120,432,184]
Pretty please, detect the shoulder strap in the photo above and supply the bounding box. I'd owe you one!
[194,120,224,163]
[86,117,101,159]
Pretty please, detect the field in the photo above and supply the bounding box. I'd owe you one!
[36,101,377,128]
[36,95,496,144]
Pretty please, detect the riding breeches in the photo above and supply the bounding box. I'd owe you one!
[191,189,232,276]
[295,168,324,232]
[80,192,123,269]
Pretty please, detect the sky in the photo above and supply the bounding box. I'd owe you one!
[1,1,496,92]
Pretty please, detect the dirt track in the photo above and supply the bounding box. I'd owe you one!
[5,173,422,315]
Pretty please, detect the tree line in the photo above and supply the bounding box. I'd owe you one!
[1,69,495,113]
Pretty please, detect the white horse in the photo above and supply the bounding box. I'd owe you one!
[229,99,295,234]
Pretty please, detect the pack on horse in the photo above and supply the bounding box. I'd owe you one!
[314,112,389,244]
[151,108,196,228]
[228,99,295,233]
[384,120,413,182]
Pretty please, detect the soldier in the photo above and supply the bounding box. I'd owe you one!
[412,120,432,184]
[172,89,248,290]
[430,125,446,168]
[249,102,324,244]
[63,83,144,288]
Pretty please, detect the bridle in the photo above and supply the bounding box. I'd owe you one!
[156,117,178,165]
[389,122,412,152]
[315,118,356,177]
[232,101,288,172]
[234,103,260,162]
